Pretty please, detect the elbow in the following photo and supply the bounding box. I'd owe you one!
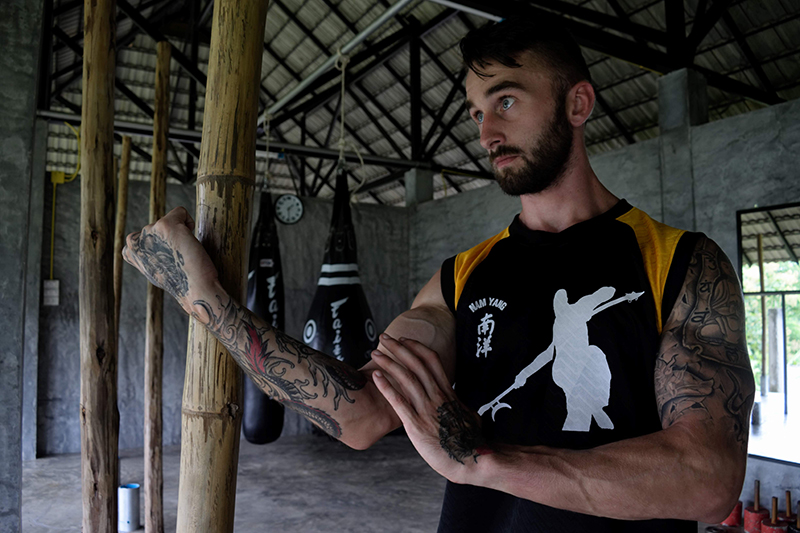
[693,447,747,524]
[337,413,400,451]
[340,433,380,451]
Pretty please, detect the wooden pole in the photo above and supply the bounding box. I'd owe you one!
[145,41,171,533]
[758,234,767,395]
[114,136,131,338]
[80,0,118,529]
[176,1,267,531]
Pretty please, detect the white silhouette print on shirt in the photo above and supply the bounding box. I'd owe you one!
[478,287,644,432]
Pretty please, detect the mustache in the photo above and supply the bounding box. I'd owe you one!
[489,146,523,164]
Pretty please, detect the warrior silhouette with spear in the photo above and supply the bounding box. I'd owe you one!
[478,287,644,431]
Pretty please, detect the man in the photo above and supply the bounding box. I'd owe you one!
[123,15,754,532]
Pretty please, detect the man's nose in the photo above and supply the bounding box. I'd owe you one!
[479,114,504,151]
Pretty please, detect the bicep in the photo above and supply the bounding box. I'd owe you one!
[655,235,755,452]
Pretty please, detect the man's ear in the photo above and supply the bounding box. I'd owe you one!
[566,81,595,127]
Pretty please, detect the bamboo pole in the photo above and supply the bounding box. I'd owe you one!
[176,1,268,531]
[114,136,131,338]
[79,0,118,529]
[144,41,171,533]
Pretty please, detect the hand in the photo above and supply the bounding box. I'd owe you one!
[122,206,220,313]
[371,334,487,484]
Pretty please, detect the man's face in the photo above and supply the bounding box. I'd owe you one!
[465,55,574,196]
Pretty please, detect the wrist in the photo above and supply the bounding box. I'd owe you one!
[184,278,227,320]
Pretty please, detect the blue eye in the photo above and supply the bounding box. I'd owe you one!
[475,111,484,124]
[502,97,515,110]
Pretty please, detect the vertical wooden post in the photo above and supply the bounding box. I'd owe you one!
[176,1,268,531]
[114,136,131,338]
[145,41,171,533]
[758,234,766,395]
[80,0,118,529]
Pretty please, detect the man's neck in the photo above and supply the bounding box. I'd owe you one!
[517,156,619,233]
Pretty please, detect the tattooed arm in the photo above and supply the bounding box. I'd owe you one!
[123,206,456,449]
[374,236,754,523]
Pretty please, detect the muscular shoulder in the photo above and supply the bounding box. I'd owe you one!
[655,235,755,451]
[441,227,512,313]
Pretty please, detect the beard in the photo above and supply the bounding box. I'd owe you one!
[491,95,574,196]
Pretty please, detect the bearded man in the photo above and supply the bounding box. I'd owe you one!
[123,14,754,533]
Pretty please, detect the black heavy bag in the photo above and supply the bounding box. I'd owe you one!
[303,167,378,368]
[243,192,285,444]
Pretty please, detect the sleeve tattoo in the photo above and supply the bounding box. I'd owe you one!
[192,296,368,439]
[655,236,755,451]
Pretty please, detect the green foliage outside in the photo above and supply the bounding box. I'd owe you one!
[741,261,800,393]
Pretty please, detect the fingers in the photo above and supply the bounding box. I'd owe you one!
[371,349,431,406]
[396,337,452,393]
[379,334,452,395]
[122,231,141,266]
[163,206,195,231]
[372,370,416,425]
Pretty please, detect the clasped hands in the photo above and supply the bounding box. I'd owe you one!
[372,334,488,484]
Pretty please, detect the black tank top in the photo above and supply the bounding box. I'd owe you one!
[438,200,699,533]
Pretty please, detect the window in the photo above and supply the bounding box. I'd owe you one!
[738,202,800,463]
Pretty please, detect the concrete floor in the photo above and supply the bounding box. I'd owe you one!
[22,434,446,532]
[23,433,716,532]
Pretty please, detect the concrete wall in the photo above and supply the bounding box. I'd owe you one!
[37,180,194,455]
[33,185,409,455]
[693,97,800,267]
[0,0,44,528]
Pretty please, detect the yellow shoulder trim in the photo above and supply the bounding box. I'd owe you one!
[453,227,511,310]
[616,208,685,334]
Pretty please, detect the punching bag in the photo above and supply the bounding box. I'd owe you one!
[243,192,285,444]
[303,165,378,368]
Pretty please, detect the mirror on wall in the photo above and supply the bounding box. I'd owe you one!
[737,202,800,464]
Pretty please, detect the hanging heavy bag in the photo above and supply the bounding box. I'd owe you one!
[243,192,286,444]
[302,165,378,369]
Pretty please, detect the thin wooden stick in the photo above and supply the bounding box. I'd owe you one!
[144,40,170,533]
[80,0,118,529]
[786,490,792,518]
[114,136,131,339]
[772,496,778,524]
[176,1,267,531]
[756,480,761,511]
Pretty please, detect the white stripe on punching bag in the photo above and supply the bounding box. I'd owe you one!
[321,263,359,273]
[317,276,362,286]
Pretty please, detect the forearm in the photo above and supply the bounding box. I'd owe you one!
[469,421,743,523]
[189,281,396,449]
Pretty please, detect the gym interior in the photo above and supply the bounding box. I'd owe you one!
[2,0,800,531]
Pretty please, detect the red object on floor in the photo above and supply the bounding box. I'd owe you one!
[723,502,744,526]
[761,519,788,533]
[746,507,770,533]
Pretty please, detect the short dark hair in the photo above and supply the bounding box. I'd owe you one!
[459,14,592,96]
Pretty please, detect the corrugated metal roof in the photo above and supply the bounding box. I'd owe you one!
[741,204,800,265]
[43,0,800,205]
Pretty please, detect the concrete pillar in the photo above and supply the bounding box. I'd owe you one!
[0,0,45,529]
[657,69,708,231]
[404,168,435,206]
[768,307,784,393]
